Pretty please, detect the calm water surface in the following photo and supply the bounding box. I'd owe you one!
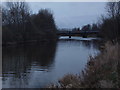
[2,36,100,88]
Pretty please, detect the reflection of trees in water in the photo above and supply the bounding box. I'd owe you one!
[81,40,100,50]
[2,42,57,87]
[59,39,100,49]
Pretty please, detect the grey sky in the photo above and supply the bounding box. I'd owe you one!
[28,2,106,29]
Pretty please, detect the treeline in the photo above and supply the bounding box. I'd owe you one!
[2,2,57,45]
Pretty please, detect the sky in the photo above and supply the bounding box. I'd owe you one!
[28,2,107,29]
[27,2,106,29]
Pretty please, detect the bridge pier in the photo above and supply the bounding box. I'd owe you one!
[69,35,71,38]
[82,35,87,38]
[69,31,71,38]
[57,30,99,38]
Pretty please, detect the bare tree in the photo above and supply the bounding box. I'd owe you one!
[6,2,30,27]
[6,2,30,41]
[2,1,30,43]
[106,1,120,18]
[100,1,120,41]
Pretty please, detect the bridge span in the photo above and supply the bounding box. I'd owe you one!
[57,30,100,38]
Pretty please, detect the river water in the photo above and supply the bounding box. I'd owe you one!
[2,36,100,88]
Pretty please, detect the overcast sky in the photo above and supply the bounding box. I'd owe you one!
[29,2,106,29]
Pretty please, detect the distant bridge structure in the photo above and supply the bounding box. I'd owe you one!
[57,30,99,38]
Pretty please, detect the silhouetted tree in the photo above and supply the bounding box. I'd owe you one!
[99,1,120,41]
[2,2,30,43]
[31,9,57,40]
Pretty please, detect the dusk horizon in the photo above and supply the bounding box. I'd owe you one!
[28,2,106,29]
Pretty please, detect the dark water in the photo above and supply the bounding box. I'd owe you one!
[2,37,100,88]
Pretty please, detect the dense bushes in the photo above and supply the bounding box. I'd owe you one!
[2,2,57,45]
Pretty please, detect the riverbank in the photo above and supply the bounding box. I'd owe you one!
[48,41,119,88]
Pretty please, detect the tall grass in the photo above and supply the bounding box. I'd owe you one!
[48,42,119,88]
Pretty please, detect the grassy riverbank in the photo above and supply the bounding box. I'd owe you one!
[48,41,119,88]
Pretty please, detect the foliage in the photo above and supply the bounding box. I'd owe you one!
[2,2,57,45]
[99,1,120,41]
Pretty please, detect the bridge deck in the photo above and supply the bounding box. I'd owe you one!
[57,30,99,38]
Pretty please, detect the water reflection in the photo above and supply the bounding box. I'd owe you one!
[59,39,100,50]
[2,38,100,88]
[2,42,57,88]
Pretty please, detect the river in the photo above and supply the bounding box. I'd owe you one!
[2,36,100,88]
